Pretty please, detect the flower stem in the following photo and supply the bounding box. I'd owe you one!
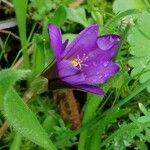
[78,94,103,150]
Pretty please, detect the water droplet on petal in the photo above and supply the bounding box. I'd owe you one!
[117,38,120,41]
[103,61,109,67]
[92,62,97,67]
[110,36,114,43]
[99,75,102,79]
[104,73,110,78]
[97,36,117,51]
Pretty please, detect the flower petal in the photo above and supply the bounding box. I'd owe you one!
[73,84,105,96]
[62,24,99,59]
[82,62,120,84]
[97,34,120,51]
[58,60,85,84]
[48,24,63,62]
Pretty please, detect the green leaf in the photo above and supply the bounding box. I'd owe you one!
[3,88,57,150]
[102,9,141,34]
[49,5,67,27]
[88,108,130,150]
[78,94,103,150]
[32,34,45,76]
[12,0,29,68]
[128,11,150,92]
[138,116,150,123]
[113,0,147,14]
[138,103,148,116]
[10,132,22,150]
[66,7,89,27]
[0,69,30,109]
[101,123,139,147]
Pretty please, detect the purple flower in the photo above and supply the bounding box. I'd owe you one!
[42,24,120,96]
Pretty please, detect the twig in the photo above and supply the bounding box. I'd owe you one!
[0,29,19,40]
[0,19,17,30]
[12,45,32,69]
[0,121,9,138]
[1,0,13,8]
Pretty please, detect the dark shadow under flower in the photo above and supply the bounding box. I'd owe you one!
[42,24,120,96]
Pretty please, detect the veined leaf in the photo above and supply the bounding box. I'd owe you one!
[3,87,57,150]
[128,11,150,92]
[49,5,67,27]
[66,7,89,27]
[0,69,30,109]
[113,0,147,13]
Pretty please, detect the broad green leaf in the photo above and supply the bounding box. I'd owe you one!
[3,88,57,150]
[12,0,29,68]
[0,69,30,108]
[128,11,150,92]
[138,116,150,123]
[113,0,147,14]
[66,7,89,27]
[49,5,67,27]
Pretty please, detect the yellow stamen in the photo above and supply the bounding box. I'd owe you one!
[70,54,88,69]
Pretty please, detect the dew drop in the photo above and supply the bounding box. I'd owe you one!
[103,61,109,67]
[117,38,120,42]
[110,36,114,43]
[92,79,97,82]
[104,73,110,78]
[99,75,102,79]
[92,62,97,67]
[97,36,115,51]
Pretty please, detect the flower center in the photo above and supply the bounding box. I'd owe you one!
[70,54,88,69]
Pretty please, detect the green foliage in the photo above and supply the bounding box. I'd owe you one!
[66,7,89,27]
[10,133,22,150]
[78,94,103,150]
[49,5,67,27]
[102,9,141,34]
[32,34,45,76]
[0,69,30,109]
[128,11,150,92]
[3,88,57,150]
[1,0,150,149]
[12,0,29,68]
[113,0,148,13]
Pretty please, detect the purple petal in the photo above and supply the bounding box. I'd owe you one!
[62,24,99,59]
[97,34,120,51]
[48,24,63,62]
[79,34,120,81]
[58,60,85,84]
[73,84,105,96]
[82,62,120,84]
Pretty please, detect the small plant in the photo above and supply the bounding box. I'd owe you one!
[0,0,150,149]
